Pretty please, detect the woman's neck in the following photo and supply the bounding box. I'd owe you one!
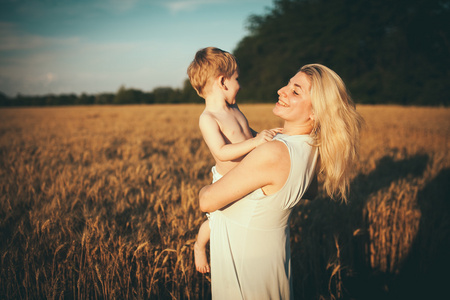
[281,121,313,136]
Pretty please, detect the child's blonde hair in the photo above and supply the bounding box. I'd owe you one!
[300,64,364,202]
[187,47,238,98]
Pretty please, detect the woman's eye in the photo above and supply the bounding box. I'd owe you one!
[292,90,299,95]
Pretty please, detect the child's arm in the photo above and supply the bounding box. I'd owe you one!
[199,114,276,162]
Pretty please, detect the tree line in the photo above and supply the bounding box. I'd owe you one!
[234,0,450,106]
[0,79,202,107]
[1,0,449,107]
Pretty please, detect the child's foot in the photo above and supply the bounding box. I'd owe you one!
[194,241,210,273]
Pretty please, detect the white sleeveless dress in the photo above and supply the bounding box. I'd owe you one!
[208,133,318,300]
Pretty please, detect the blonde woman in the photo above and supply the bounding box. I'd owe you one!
[199,64,364,299]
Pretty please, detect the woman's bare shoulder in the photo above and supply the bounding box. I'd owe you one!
[246,139,289,167]
[254,139,288,155]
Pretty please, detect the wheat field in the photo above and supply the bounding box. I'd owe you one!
[1,104,449,299]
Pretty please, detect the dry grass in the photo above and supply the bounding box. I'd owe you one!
[0,104,449,299]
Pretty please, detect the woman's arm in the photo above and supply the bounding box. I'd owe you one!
[199,140,290,212]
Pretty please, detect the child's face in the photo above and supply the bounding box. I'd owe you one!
[224,71,240,104]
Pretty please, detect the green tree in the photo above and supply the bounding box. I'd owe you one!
[234,0,450,105]
[0,92,11,106]
[153,87,183,103]
[181,79,203,103]
[77,93,95,105]
[95,93,115,105]
[113,85,144,104]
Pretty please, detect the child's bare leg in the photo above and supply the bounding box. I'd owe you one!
[194,219,210,273]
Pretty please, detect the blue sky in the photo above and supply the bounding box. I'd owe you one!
[0,0,274,96]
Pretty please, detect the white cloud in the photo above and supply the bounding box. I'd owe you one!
[163,0,224,13]
[0,22,79,51]
[45,72,56,84]
[12,0,141,20]
[162,0,270,13]
[0,21,144,95]
[93,0,141,14]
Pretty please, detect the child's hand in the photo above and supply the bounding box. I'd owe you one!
[270,128,283,134]
[254,129,280,146]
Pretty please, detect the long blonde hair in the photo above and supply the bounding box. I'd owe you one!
[300,64,364,202]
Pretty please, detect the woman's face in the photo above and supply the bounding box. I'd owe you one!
[273,71,313,123]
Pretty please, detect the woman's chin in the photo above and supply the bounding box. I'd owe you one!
[272,104,283,116]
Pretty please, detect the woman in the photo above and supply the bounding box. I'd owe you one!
[199,64,364,299]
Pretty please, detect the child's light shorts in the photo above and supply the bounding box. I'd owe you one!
[206,166,222,228]
[211,165,223,183]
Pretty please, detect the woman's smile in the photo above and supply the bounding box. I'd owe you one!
[277,99,289,107]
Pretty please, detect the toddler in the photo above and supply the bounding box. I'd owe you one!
[187,47,279,273]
